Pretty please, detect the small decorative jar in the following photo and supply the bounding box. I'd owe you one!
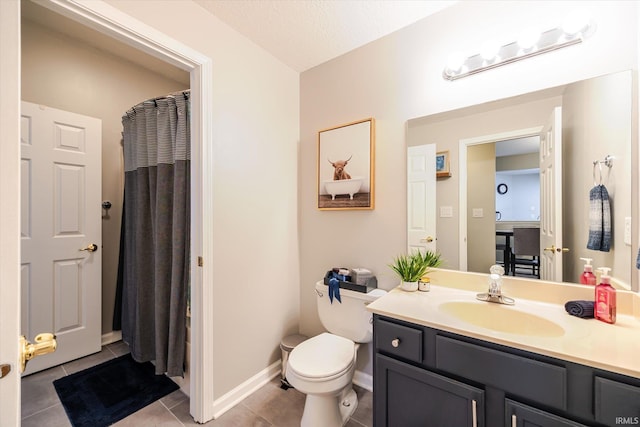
[418,277,430,292]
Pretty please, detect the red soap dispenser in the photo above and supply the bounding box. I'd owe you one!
[594,267,616,324]
[579,258,596,285]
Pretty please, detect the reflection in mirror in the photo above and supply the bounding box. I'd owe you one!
[407,70,636,291]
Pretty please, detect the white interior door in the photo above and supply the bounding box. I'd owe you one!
[408,144,437,254]
[540,106,563,281]
[20,101,102,375]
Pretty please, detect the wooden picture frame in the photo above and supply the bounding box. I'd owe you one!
[317,118,375,210]
[436,150,451,178]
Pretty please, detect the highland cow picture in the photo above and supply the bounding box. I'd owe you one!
[317,118,375,210]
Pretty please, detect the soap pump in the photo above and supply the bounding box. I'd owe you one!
[594,267,616,324]
[579,258,596,285]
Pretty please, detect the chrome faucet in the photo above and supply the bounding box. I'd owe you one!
[476,265,515,305]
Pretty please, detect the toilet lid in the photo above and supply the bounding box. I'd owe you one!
[288,333,355,379]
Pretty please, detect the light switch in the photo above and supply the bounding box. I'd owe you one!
[440,206,453,218]
[472,208,484,218]
[624,216,632,245]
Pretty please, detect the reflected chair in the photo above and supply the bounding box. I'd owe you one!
[510,227,540,278]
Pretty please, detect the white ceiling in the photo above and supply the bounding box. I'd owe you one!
[193,0,457,72]
[23,0,457,78]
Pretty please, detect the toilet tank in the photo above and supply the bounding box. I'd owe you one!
[315,280,387,343]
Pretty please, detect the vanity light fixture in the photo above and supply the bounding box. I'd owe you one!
[443,11,596,81]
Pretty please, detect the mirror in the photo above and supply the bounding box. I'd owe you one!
[407,70,636,291]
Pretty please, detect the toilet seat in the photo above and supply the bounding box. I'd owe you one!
[288,333,355,381]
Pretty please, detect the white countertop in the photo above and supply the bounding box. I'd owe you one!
[366,269,640,379]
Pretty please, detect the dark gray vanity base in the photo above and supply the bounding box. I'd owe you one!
[373,314,640,427]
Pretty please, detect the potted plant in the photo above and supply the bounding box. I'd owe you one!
[389,250,443,292]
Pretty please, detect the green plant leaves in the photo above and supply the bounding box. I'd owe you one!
[389,251,443,282]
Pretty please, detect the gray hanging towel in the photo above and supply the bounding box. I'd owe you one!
[586,184,611,252]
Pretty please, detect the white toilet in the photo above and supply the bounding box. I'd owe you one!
[286,280,387,427]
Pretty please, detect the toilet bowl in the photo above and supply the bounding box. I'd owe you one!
[287,333,358,426]
[286,281,387,427]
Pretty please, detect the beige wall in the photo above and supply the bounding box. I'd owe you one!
[562,71,633,286]
[104,0,300,399]
[300,0,638,377]
[467,143,496,273]
[21,20,189,336]
[497,153,539,171]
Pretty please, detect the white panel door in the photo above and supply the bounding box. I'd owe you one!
[408,144,437,254]
[540,106,563,281]
[20,101,102,375]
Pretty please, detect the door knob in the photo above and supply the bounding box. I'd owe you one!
[19,333,57,373]
[543,245,569,253]
[420,236,434,243]
[79,243,98,252]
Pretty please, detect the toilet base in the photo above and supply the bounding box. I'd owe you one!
[300,386,357,427]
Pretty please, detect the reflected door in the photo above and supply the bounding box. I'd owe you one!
[408,144,437,254]
[539,106,563,281]
[20,102,102,374]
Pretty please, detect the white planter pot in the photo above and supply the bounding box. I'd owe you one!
[400,281,419,292]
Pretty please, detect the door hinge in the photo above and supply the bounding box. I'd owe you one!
[197,256,203,267]
[0,364,11,379]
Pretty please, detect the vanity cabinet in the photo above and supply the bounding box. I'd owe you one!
[506,400,587,427]
[373,315,640,427]
[376,354,484,427]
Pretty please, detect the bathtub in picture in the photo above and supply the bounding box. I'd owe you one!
[323,177,363,200]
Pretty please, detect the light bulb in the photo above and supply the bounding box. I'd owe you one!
[480,40,500,61]
[563,9,591,36]
[446,51,467,73]
[518,28,540,50]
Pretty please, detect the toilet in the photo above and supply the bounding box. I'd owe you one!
[286,281,387,427]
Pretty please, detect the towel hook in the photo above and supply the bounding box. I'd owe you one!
[592,155,613,186]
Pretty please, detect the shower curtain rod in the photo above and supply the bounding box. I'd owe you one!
[123,89,190,119]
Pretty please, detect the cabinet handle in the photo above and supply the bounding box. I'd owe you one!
[472,399,477,427]
[391,338,400,348]
[511,414,517,427]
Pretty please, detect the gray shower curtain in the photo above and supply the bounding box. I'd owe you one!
[120,90,190,376]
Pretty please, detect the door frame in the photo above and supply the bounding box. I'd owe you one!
[0,1,22,425]
[459,127,542,271]
[3,0,215,423]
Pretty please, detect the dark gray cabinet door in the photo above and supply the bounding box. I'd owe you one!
[375,354,484,427]
[505,399,588,427]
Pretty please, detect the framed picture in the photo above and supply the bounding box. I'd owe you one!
[317,118,375,210]
[436,150,451,178]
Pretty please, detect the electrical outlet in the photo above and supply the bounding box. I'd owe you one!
[472,208,484,218]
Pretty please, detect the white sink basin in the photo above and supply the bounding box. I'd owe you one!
[438,301,565,337]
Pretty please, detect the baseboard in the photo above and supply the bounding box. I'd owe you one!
[101,330,122,346]
[353,369,373,392]
[211,360,281,419]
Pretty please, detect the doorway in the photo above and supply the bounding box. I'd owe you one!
[8,0,214,423]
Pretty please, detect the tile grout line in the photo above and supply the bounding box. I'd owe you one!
[21,402,63,421]
[159,399,187,426]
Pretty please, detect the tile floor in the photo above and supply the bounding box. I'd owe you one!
[21,342,373,427]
